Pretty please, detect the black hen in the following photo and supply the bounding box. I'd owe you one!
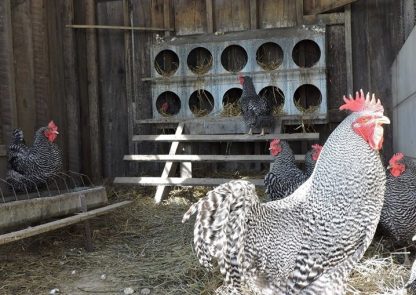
[238,75,274,135]
[264,139,308,200]
[6,121,62,193]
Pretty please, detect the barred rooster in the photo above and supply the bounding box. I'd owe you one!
[238,75,274,135]
[6,121,62,193]
[379,153,416,246]
[264,139,307,200]
[406,235,416,294]
[183,90,389,294]
[304,144,323,177]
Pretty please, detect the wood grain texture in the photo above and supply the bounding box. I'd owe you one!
[174,0,207,35]
[0,0,17,145]
[114,177,266,186]
[258,0,297,29]
[214,0,250,32]
[63,0,82,172]
[97,0,128,178]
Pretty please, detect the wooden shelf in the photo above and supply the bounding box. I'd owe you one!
[132,133,319,142]
[124,154,305,162]
[114,177,265,187]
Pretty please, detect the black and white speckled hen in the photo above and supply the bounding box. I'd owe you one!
[304,143,323,178]
[238,75,274,135]
[183,90,389,294]
[6,121,62,192]
[264,139,307,200]
[379,153,416,246]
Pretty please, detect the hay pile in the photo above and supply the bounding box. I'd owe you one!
[221,102,242,117]
[0,186,412,294]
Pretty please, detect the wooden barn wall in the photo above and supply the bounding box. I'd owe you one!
[0,0,407,180]
[350,0,404,160]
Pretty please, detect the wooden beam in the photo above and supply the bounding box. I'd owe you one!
[205,0,213,33]
[303,12,345,25]
[123,0,135,175]
[344,4,353,95]
[114,177,265,187]
[296,0,303,26]
[79,194,94,251]
[154,123,184,204]
[163,0,171,36]
[0,145,6,157]
[123,154,306,163]
[66,24,174,31]
[306,0,358,15]
[63,0,82,172]
[85,0,102,182]
[249,0,257,29]
[0,0,17,144]
[0,201,132,246]
[132,133,320,142]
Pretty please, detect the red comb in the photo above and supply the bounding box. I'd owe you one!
[311,144,322,151]
[270,139,280,146]
[48,120,58,130]
[389,153,404,166]
[339,89,384,114]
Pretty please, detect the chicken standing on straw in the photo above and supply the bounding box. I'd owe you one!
[183,90,389,294]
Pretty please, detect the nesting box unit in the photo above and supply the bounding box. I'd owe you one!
[150,26,327,121]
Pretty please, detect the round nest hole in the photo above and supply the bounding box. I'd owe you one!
[293,84,322,113]
[221,88,243,117]
[259,86,285,116]
[221,45,248,72]
[189,89,214,117]
[154,49,179,76]
[156,91,181,116]
[256,42,283,71]
[187,47,213,75]
[292,40,321,68]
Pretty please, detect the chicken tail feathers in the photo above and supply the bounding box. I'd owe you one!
[182,180,259,286]
[11,128,25,145]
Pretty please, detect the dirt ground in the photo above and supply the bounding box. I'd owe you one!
[0,186,413,295]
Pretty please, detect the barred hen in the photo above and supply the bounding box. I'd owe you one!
[264,139,307,200]
[304,144,323,177]
[183,90,389,294]
[238,75,274,135]
[6,121,62,193]
[379,153,416,246]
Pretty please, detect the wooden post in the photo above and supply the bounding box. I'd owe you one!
[0,0,17,144]
[249,0,257,30]
[79,194,94,252]
[123,0,135,175]
[63,0,82,172]
[344,4,353,95]
[206,0,213,33]
[85,0,102,182]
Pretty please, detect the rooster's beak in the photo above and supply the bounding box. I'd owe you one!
[386,165,392,170]
[375,115,390,125]
[54,131,59,134]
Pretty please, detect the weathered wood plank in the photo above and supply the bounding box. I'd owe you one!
[305,0,358,15]
[344,4,353,95]
[0,0,17,145]
[86,0,102,180]
[124,154,306,162]
[151,0,164,28]
[174,0,207,35]
[258,0,297,29]
[114,177,265,186]
[249,0,257,29]
[303,12,344,25]
[0,145,6,157]
[296,0,303,25]
[132,133,319,142]
[206,0,213,33]
[214,0,250,32]
[11,0,36,144]
[31,0,50,124]
[0,200,132,246]
[66,24,173,31]
[163,0,171,36]
[154,122,184,203]
[63,0,81,172]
